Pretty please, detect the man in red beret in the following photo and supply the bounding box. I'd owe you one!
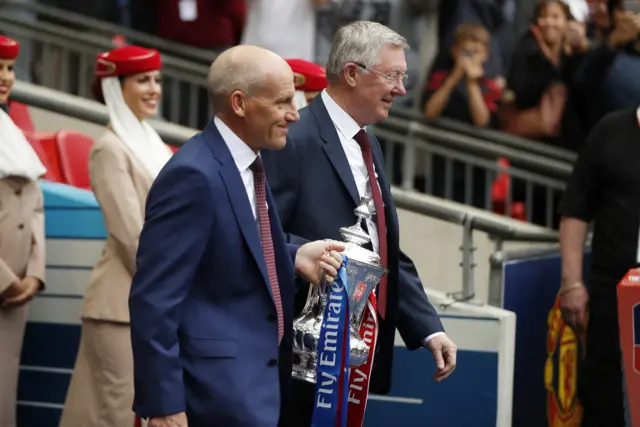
[286,59,327,110]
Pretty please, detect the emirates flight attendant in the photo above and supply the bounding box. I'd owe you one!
[0,35,46,427]
[59,46,172,427]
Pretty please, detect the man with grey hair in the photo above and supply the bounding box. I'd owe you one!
[129,45,347,427]
[262,21,456,426]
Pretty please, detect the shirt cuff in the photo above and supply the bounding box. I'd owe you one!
[423,332,446,346]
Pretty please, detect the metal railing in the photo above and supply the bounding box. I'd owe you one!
[0,0,217,65]
[371,117,569,227]
[10,80,559,302]
[391,106,578,164]
[0,12,213,128]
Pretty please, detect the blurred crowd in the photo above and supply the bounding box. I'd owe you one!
[25,0,640,155]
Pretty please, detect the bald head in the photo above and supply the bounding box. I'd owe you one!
[207,45,293,113]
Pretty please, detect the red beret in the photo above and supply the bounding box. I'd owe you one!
[95,45,162,78]
[286,59,327,92]
[0,35,19,60]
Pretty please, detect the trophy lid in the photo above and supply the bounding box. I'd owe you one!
[339,198,383,268]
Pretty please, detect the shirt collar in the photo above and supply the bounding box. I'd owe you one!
[214,116,258,173]
[321,90,362,140]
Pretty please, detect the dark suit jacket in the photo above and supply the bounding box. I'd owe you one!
[261,96,444,394]
[129,120,297,427]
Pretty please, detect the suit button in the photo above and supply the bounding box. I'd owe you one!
[14,189,21,196]
[18,224,24,230]
[268,359,278,367]
[267,313,277,323]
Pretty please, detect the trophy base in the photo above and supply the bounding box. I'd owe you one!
[292,362,317,384]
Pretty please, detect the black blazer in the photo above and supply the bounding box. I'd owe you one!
[262,95,444,394]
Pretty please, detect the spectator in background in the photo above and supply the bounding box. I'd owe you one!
[572,0,640,133]
[501,0,587,152]
[423,23,502,128]
[437,0,511,79]
[59,45,172,427]
[285,58,328,109]
[421,23,500,208]
[156,0,246,51]
[242,0,330,61]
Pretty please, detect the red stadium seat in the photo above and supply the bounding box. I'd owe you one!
[24,131,64,183]
[9,101,35,134]
[167,144,179,153]
[55,130,94,190]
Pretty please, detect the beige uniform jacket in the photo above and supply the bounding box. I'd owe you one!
[0,177,45,293]
[81,130,155,323]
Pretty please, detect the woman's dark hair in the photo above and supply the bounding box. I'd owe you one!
[91,75,125,104]
[532,0,574,23]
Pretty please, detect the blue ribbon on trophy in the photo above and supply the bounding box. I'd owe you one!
[311,255,351,427]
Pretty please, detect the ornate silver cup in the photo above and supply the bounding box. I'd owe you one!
[292,198,388,384]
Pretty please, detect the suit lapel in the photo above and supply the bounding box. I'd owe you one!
[309,97,360,205]
[202,121,270,292]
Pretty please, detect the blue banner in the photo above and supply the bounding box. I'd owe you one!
[312,256,351,427]
[502,251,591,427]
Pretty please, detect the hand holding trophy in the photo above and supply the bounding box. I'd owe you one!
[292,197,388,427]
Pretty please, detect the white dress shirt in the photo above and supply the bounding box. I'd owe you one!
[321,90,382,254]
[320,91,445,345]
[215,117,259,219]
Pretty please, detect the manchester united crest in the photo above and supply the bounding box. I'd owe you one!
[544,294,586,427]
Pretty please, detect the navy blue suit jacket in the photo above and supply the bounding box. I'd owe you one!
[129,120,298,427]
[261,96,444,394]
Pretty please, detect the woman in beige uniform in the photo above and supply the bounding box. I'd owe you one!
[59,46,172,427]
[0,35,46,427]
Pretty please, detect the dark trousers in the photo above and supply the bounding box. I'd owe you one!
[281,379,315,427]
[578,275,626,427]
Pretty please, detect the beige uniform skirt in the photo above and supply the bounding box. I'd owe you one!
[0,305,27,427]
[59,319,139,427]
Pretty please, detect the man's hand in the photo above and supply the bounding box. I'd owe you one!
[295,240,345,285]
[148,412,188,427]
[426,335,457,382]
[565,21,589,54]
[609,10,640,47]
[2,276,40,308]
[559,281,589,333]
[462,57,484,82]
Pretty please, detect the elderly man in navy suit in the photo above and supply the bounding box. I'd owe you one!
[129,45,346,427]
[262,21,457,426]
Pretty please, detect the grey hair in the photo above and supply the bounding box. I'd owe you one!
[325,20,408,83]
[206,58,263,112]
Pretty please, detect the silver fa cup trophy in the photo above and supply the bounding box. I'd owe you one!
[292,197,388,383]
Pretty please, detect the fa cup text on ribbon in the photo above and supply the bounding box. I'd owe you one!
[316,279,347,409]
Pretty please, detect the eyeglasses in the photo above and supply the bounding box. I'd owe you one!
[353,62,408,85]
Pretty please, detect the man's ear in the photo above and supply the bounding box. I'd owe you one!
[230,90,247,117]
[344,63,359,88]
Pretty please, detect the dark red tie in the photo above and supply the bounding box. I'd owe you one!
[251,157,284,343]
[354,130,388,319]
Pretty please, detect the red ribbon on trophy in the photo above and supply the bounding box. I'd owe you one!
[345,292,379,427]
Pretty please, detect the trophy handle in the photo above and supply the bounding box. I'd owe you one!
[298,273,329,317]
